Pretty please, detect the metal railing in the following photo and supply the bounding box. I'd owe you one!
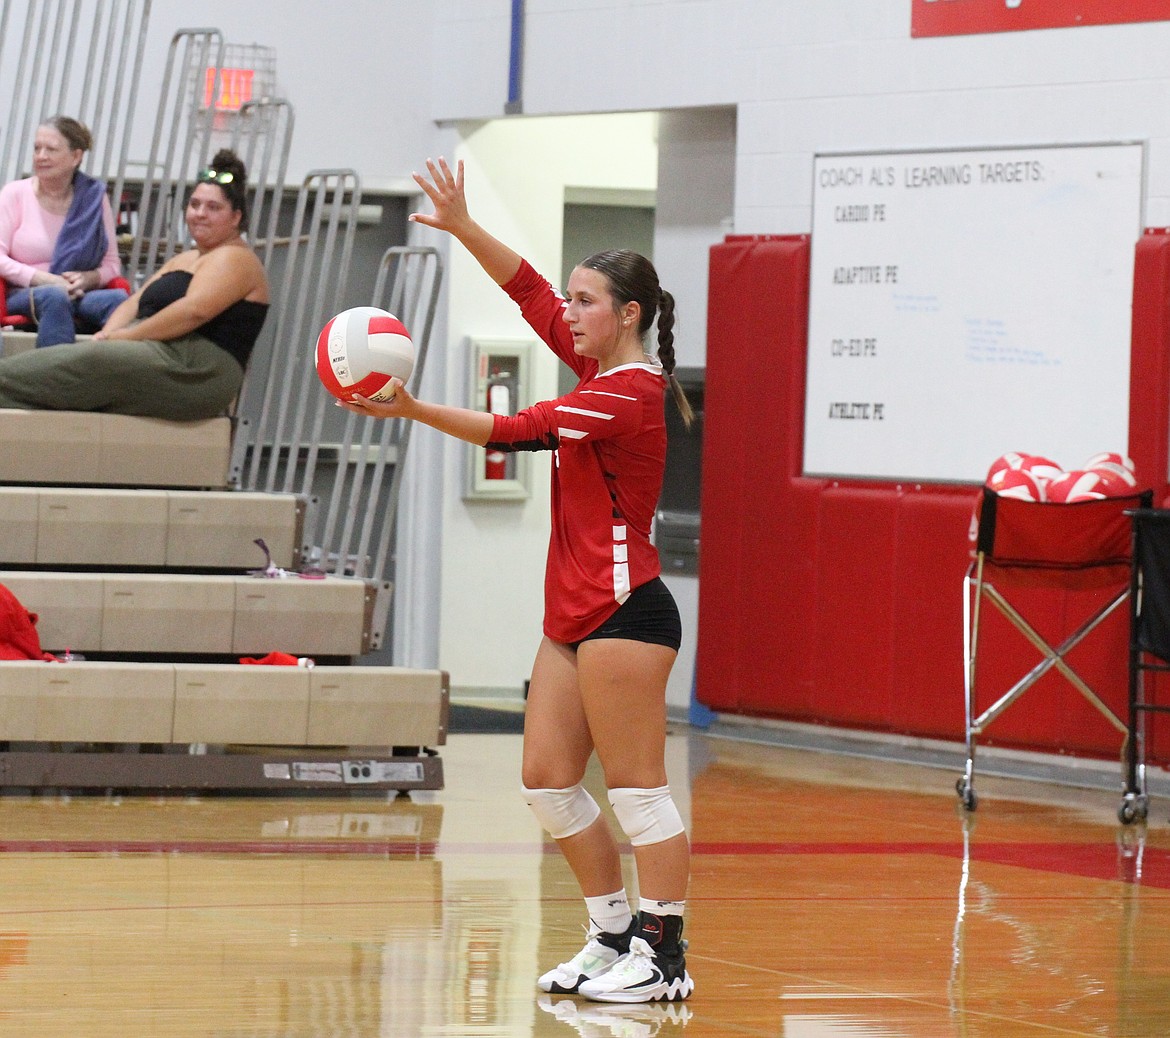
[124,27,223,278]
[0,0,151,194]
[229,175,442,649]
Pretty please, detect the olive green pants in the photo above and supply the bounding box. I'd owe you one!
[0,333,243,420]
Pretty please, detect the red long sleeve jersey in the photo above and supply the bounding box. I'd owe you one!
[491,260,667,644]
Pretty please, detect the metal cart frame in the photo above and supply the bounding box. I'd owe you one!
[959,486,1151,812]
[1122,508,1170,823]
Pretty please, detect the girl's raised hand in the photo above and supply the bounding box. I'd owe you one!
[409,157,470,235]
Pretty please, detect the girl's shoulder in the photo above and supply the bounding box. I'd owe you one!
[595,361,665,385]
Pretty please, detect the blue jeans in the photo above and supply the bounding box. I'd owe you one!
[5,284,129,347]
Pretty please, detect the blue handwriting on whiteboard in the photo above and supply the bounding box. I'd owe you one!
[892,292,940,313]
[963,317,1059,366]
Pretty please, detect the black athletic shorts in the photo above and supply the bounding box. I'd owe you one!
[571,577,682,651]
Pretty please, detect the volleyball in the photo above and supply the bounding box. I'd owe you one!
[986,452,1062,488]
[986,452,1028,484]
[1082,451,1135,475]
[988,467,1044,502]
[1046,470,1106,503]
[1092,467,1138,497]
[1020,455,1063,484]
[1082,451,1137,489]
[315,306,414,403]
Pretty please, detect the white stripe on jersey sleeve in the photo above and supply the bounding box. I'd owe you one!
[580,389,638,402]
[554,403,615,420]
[558,427,589,440]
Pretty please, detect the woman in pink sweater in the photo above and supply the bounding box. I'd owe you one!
[0,115,127,347]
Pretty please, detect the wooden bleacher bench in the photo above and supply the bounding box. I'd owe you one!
[0,570,382,657]
[0,408,232,488]
[0,660,448,791]
[0,330,36,357]
[0,486,306,569]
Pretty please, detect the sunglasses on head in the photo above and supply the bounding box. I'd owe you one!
[196,167,234,185]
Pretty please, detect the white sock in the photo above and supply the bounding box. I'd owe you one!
[585,889,633,935]
[640,896,685,917]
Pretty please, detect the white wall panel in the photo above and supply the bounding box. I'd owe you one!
[758,44,865,100]
[145,0,443,184]
[524,1,743,115]
[655,108,736,369]
[432,7,515,121]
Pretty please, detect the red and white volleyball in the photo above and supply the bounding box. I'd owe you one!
[988,467,1044,502]
[986,452,1061,489]
[986,452,1028,485]
[1082,451,1135,475]
[315,307,414,403]
[1046,470,1107,503]
[1020,455,1063,484]
[1081,452,1137,489]
[1091,467,1138,497]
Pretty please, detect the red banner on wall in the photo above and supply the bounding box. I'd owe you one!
[912,0,1170,37]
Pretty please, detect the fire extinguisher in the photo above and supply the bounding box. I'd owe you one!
[485,373,511,480]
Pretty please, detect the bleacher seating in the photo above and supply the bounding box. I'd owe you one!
[0,418,447,792]
[0,330,36,356]
[0,407,233,487]
[0,250,448,793]
[0,16,447,792]
[0,486,304,568]
[0,660,447,792]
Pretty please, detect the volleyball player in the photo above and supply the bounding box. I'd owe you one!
[345,156,694,1004]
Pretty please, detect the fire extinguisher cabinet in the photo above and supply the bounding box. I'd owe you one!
[465,337,533,501]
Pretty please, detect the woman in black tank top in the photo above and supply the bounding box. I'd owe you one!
[136,270,268,371]
[0,147,269,420]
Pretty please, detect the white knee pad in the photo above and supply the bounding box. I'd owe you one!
[522,784,601,840]
[608,785,685,847]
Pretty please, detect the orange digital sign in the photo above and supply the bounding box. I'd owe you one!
[203,67,254,111]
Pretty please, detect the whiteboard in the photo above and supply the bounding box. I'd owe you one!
[803,143,1144,483]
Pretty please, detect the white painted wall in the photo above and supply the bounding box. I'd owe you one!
[653,107,736,711]
[112,1,1170,273]
[140,0,446,188]
[439,2,1170,231]
[119,2,1170,700]
[431,114,659,694]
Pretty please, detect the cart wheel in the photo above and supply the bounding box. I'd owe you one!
[1118,797,1149,826]
[956,777,977,811]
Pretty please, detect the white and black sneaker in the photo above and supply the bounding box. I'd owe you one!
[537,918,637,994]
[577,935,694,1004]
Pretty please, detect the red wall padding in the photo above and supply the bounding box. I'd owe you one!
[697,231,1170,762]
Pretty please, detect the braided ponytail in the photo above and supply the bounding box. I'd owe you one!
[654,288,693,428]
[579,250,694,428]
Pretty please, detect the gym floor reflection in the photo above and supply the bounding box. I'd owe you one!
[0,729,1165,1036]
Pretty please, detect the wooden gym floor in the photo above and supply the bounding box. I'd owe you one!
[0,726,1166,1036]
